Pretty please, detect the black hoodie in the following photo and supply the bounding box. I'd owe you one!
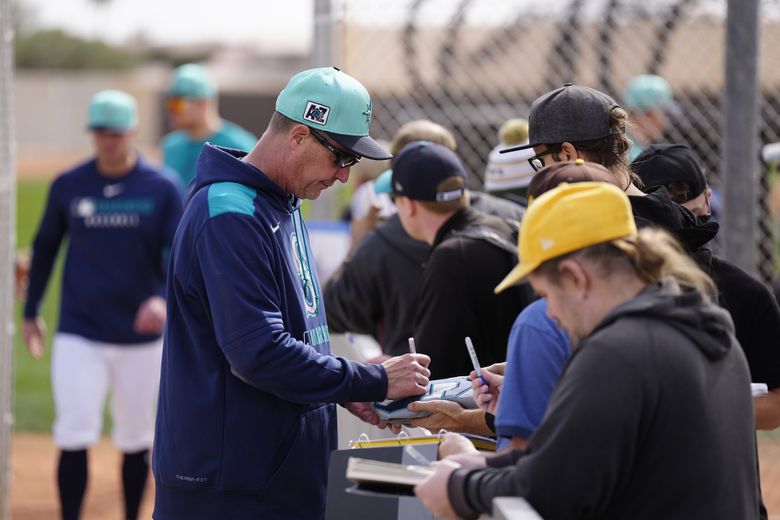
[629,187,780,389]
[449,281,759,519]
[324,192,524,357]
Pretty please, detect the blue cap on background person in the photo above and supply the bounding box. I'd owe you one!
[623,75,673,112]
[87,89,138,132]
[275,66,391,160]
[383,141,467,201]
[167,63,216,99]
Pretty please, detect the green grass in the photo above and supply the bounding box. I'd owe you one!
[14,179,58,431]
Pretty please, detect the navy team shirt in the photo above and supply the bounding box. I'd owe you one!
[24,156,183,344]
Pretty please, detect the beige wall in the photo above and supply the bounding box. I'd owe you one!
[15,67,172,178]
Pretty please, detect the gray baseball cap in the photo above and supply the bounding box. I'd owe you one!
[501,84,623,154]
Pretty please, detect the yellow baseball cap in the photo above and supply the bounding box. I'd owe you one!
[494,181,637,293]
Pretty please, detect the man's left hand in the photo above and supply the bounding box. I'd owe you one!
[134,296,167,334]
[345,402,401,433]
[415,459,461,519]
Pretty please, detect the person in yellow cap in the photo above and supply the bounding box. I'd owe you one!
[415,181,759,520]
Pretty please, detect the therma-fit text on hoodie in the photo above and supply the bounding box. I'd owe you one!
[153,144,388,520]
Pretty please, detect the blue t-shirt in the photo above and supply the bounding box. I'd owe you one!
[496,298,570,448]
[162,120,256,186]
[24,156,183,344]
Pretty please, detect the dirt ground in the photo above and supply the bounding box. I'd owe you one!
[10,432,780,519]
[11,433,154,520]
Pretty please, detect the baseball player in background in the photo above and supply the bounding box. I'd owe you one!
[22,90,183,520]
[162,63,257,187]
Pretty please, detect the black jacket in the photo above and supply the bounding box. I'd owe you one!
[324,215,428,356]
[630,187,780,389]
[324,192,524,357]
[449,281,759,519]
[414,207,534,378]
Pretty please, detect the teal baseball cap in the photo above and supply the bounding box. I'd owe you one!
[623,75,673,111]
[167,63,215,99]
[87,90,137,132]
[276,67,392,160]
[374,168,392,194]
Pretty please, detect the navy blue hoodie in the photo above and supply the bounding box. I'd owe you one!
[153,144,388,519]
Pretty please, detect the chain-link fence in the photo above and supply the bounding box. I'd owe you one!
[334,0,780,278]
[331,0,780,515]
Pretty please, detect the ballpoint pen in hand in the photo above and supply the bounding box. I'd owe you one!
[465,337,487,387]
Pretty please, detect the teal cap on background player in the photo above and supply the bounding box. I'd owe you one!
[374,168,392,194]
[275,67,392,160]
[623,74,673,112]
[87,89,137,131]
[167,63,215,99]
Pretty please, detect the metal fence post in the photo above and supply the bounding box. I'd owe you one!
[0,0,15,516]
[310,0,339,220]
[721,0,761,276]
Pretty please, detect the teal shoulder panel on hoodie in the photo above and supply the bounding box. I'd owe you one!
[207,182,256,218]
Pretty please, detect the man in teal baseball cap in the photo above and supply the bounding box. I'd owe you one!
[162,63,256,186]
[275,66,392,160]
[152,67,428,520]
[623,74,676,161]
[88,89,138,131]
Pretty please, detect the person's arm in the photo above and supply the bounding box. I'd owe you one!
[446,342,643,519]
[406,402,493,435]
[196,214,427,404]
[23,178,68,357]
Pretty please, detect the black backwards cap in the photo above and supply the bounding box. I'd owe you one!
[632,144,708,200]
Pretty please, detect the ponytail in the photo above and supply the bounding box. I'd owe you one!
[609,228,716,297]
[536,227,716,298]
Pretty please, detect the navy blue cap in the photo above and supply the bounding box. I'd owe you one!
[389,141,467,201]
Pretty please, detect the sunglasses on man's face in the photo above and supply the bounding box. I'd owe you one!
[165,97,191,114]
[310,129,361,168]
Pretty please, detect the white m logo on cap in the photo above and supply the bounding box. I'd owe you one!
[303,101,330,125]
[540,239,555,251]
